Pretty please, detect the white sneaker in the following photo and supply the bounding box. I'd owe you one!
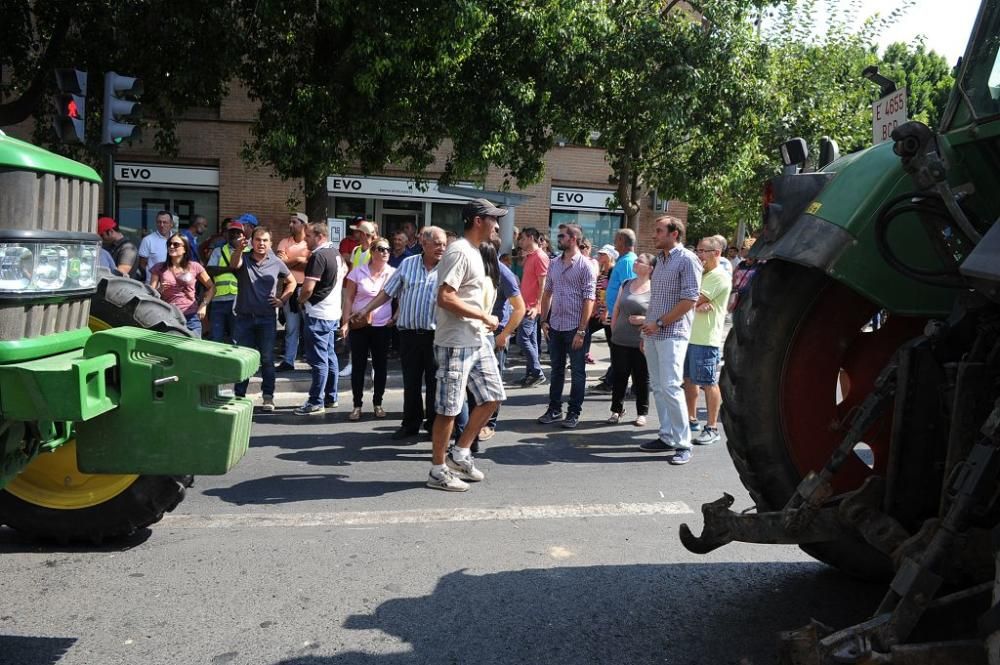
[634,415,647,427]
[427,468,470,492]
[339,362,352,377]
[606,411,623,424]
[446,450,485,482]
[694,427,721,445]
[261,396,275,412]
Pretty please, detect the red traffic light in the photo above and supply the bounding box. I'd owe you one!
[67,98,80,119]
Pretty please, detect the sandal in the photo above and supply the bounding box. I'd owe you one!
[349,407,362,421]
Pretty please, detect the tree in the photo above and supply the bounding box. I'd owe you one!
[546,0,773,231]
[880,40,954,130]
[0,0,242,162]
[238,0,592,221]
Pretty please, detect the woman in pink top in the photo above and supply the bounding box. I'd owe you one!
[341,238,396,421]
[149,233,215,338]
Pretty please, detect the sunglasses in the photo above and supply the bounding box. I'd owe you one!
[167,242,185,248]
[374,246,390,252]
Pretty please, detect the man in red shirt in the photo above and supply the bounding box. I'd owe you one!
[339,215,365,263]
[516,227,549,387]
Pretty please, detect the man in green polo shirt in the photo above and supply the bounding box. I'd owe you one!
[683,235,732,445]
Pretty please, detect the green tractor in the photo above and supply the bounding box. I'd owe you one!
[680,2,1000,662]
[0,131,258,543]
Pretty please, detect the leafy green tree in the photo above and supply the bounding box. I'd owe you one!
[0,1,242,163]
[238,0,593,221]
[880,40,954,129]
[552,0,772,231]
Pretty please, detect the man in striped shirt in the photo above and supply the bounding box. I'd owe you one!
[353,226,447,440]
[639,216,703,464]
[537,224,597,429]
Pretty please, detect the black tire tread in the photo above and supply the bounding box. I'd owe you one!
[720,260,892,580]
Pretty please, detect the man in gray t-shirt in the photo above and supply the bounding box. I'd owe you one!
[426,198,507,493]
[228,226,296,411]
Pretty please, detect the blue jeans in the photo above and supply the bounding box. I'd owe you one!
[548,328,586,416]
[282,299,302,364]
[210,299,236,344]
[234,313,277,397]
[645,336,692,449]
[517,315,543,378]
[305,315,339,406]
[185,312,202,339]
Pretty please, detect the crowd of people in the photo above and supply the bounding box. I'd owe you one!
[96,200,757,490]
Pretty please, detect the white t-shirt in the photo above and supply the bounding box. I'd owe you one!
[434,238,487,348]
[138,231,169,284]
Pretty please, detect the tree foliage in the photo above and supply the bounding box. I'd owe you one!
[238,0,595,219]
[0,0,242,164]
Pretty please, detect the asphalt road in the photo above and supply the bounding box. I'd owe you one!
[0,348,884,665]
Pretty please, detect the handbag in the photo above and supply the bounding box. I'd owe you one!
[349,310,372,330]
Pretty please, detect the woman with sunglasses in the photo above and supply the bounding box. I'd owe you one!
[149,233,215,337]
[342,238,396,420]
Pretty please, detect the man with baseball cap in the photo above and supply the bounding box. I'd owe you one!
[97,216,139,277]
[427,198,507,492]
[339,215,365,263]
[205,220,248,343]
[348,219,378,269]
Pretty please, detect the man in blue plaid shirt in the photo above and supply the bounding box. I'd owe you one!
[638,216,702,464]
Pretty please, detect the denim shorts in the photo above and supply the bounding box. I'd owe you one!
[684,343,721,386]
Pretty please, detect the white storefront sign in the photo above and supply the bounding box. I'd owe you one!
[115,162,219,188]
[873,89,908,145]
[327,175,477,202]
[550,187,621,212]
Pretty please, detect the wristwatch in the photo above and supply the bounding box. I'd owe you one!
[656,318,665,328]
[575,329,586,337]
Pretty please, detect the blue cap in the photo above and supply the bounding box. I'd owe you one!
[236,213,259,226]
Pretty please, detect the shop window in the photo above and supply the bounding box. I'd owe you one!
[431,203,465,235]
[549,210,623,249]
[117,186,218,244]
[333,197,367,220]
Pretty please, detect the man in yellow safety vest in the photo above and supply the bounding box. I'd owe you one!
[206,220,249,343]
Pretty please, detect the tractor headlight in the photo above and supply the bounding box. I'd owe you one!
[0,232,100,297]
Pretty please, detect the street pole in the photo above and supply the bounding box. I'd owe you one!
[102,146,115,218]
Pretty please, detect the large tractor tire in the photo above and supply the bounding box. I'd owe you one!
[721,260,925,579]
[0,274,194,544]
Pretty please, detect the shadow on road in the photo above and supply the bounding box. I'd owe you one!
[267,561,882,665]
[0,635,76,665]
[201,474,426,504]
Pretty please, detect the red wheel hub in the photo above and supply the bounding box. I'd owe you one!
[779,281,926,493]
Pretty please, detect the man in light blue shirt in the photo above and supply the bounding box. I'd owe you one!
[594,228,637,392]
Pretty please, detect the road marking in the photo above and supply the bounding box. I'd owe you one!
[162,501,692,529]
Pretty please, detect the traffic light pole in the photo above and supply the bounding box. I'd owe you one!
[102,146,115,218]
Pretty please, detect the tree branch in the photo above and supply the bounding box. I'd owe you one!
[0,8,71,127]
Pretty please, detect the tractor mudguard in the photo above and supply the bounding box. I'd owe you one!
[752,141,961,318]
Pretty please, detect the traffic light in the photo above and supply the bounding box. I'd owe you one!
[53,69,87,144]
[101,71,142,145]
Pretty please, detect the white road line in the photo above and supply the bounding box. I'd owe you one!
[162,501,692,529]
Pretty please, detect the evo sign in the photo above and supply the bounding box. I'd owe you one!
[115,162,219,188]
[327,175,477,202]
[873,89,907,145]
[550,187,621,212]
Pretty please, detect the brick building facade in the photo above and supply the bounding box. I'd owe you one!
[7,82,686,254]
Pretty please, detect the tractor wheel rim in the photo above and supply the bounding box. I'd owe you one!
[779,281,925,493]
[6,440,138,509]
